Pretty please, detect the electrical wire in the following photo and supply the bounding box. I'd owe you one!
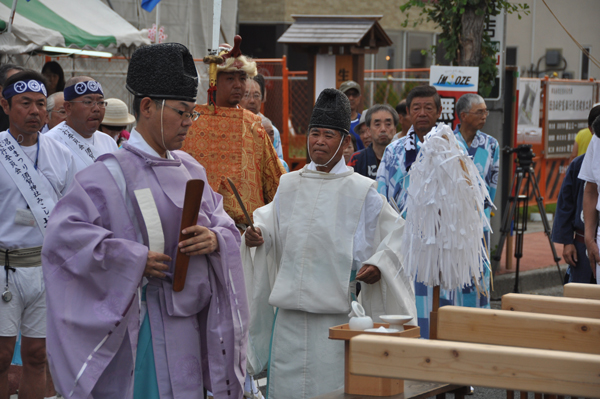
[541,0,600,71]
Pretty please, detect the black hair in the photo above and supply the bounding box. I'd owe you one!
[592,115,600,138]
[3,69,49,106]
[366,104,400,127]
[395,101,407,116]
[132,96,165,121]
[42,61,66,92]
[406,85,441,112]
[0,64,25,86]
[588,105,600,132]
[253,74,265,100]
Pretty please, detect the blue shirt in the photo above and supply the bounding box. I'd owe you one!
[375,127,422,211]
[453,125,499,227]
[348,145,379,179]
[350,112,364,150]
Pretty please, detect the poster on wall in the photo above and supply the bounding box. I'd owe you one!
[545,82,595,158]
[430,66,479,130]
[517,78,542,144]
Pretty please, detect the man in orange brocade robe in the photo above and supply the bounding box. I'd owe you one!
[182,50,284,229]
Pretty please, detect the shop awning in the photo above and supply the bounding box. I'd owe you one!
[0,0,150,54]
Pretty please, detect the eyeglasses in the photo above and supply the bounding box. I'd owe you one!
[49,109,67,116]
[70,100,108,108]
[244,93,262,100]
[468,109,490,117]
[164,104,200,121]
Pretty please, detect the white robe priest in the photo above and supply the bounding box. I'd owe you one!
[242,156,417,399]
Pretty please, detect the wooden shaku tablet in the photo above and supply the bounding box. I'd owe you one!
[173,179,204,292]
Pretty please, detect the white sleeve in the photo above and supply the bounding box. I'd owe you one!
[579,134,598,183]
[353,187,383,270]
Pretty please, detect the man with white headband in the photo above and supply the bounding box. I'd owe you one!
[0,70,75,399]
[46,76,118,173]
[42,43,248,399]
[242,88,416,399]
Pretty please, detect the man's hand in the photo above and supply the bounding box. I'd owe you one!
[562,244,578,267]
[245,227,264,247]
[145,251,171,278]
[585,238,600,271]
[356,264,381,284]
[178,225,219,256]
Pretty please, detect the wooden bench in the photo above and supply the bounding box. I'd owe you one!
[349,335,600,398]
[564,283,600,300]
[347,306,600,398]
[437,306,600,354]
[502,293,600,319]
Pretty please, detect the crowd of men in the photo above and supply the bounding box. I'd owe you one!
[0,40,598,399]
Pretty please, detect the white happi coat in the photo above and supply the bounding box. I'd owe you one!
[241,158,417,399]
[46,121,118,173]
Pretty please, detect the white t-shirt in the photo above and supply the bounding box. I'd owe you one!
[46,122,118,173]
[578,134,600,211]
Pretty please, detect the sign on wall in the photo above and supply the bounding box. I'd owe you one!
[517,78,542,144]
[430,66,479,129]
[545,82,595,158]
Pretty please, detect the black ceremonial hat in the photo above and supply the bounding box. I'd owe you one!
[309,88,351,135]
[126,43,198,102]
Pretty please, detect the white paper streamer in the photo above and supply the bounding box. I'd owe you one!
[400,124,493,291]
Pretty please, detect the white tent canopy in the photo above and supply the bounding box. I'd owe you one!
[0,0,150,54]
[103,0,238,61]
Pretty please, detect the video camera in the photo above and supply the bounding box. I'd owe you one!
[504,144,535,168]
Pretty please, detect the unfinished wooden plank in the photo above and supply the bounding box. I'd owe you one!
[349,336,600,398]
[564,283,600,300]
[437,306,600,355]
[502,293,600,319]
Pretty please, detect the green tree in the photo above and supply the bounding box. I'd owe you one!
[400,0,529,97]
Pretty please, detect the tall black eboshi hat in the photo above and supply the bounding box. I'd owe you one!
[309,88,351,135]
[126,43,198,102]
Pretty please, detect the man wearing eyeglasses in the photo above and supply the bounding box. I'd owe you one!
[43,43,248,399]
[46,76,118,173]
[41,91,66,133]
[453,93,499,309]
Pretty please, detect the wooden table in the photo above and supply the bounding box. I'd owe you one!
[311,380,465,399]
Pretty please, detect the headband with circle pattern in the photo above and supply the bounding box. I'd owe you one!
[2,80,48,100]
[64,80,104,101]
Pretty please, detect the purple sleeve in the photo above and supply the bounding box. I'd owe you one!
[42,163,148,397]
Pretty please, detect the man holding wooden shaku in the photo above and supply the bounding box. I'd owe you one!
[42,43,249,399]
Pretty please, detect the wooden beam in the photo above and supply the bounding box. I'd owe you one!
[349,336,600,398]
[502,293,600,319]
[436,306,600,355]
[564,283,600,300]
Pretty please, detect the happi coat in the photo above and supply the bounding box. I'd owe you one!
[242,158,417,399]
[181,105,285,226]
[46,121,118,173]
[42,130,249,399]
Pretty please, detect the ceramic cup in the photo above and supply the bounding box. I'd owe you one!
[348,301,373,330]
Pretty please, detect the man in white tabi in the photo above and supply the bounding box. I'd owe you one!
[243,88,417,399]
[46,76,118,172]
[0,70,75,399]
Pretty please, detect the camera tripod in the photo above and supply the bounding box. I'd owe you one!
[493,146,564,293]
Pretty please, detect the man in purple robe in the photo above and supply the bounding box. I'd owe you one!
[42,43,249,399]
